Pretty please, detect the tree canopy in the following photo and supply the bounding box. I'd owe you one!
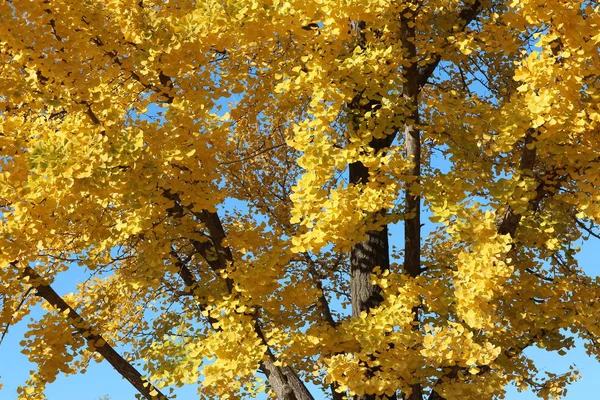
[1,0,600,399]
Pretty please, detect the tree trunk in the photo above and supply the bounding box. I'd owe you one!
[348,4,424,398]
[349,162,390,317]
[401,7,423,400]
[347,18,399,400]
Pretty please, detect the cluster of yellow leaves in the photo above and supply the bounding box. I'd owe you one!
[1,0,600,399]
[452,213,513,329]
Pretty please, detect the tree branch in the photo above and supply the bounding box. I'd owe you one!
[163,192,315,400]
[15,262,168,400]
[498,129,538,237]
[417,0,483,89]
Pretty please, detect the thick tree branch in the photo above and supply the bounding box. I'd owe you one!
[347,18,390,319]
[171,248,310,400]
[401,8,422,282]
[196,210,315,400]
[15,263,168,400]
[498,129,537,238]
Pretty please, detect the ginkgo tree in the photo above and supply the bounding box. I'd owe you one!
[1,0,600,399]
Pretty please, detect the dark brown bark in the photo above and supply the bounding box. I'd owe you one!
[498,129,537,238]
[347,17,397,319]
[347,166,396,400]
[18,264,168,400]
[346,11,408,400]
[349,159,390,317]
[283,366,317,400]
[401,6,422,282]
[347,64,396,400]
[260,357,297,400]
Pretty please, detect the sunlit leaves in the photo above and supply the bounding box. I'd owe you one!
[1,0,600,399]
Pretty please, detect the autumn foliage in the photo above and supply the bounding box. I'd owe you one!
[1,0,600,399]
